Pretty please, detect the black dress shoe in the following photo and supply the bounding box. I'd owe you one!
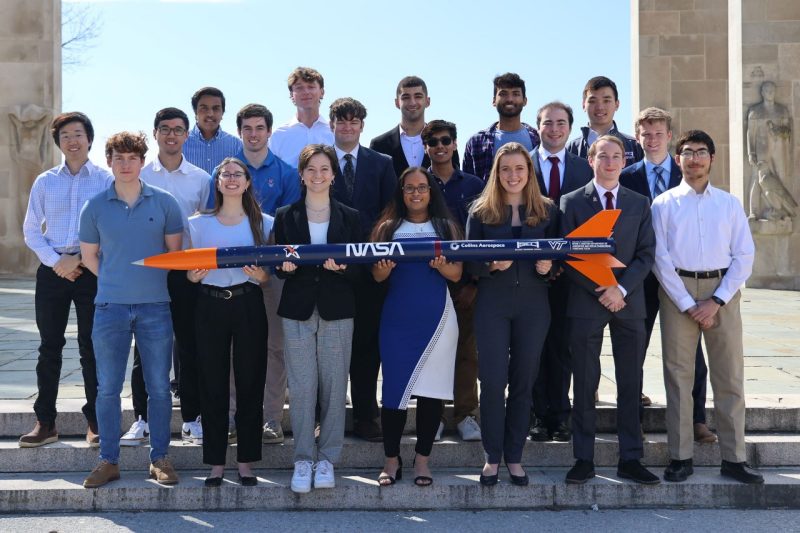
[204,476,223,487]
[663,459,694,482]
[479,466,499,486]
[617,460,660,485]
[238,473,257,486]
[551,422,572,442]
[505,464,529,486]
[529,418,552,442]
[353,419,383,442]
[721,460,764,484]
[565,459,595,484]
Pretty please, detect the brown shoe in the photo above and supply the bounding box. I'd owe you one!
[694,423,717,443]
[149,457,179,485]
[19,421,58,448]
[641,393,652,407]
[86,421,100,448]
[83,460,120,488]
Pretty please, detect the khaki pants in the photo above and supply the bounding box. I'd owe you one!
[659,278,746,462]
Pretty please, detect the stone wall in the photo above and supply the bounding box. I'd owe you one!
[0,0,61,274]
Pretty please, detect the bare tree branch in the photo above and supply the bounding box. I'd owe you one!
[61,3,103,69]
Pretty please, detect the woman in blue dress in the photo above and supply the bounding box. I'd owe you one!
[371,167,463,487]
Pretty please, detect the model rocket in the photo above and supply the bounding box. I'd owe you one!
[135,210,626,286]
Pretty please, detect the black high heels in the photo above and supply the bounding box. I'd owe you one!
[378,456,403,486]
[506,464,529,486]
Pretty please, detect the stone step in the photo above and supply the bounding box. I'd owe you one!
[2,397,799,437]
[2,434,799,473]
[1,467,798,512]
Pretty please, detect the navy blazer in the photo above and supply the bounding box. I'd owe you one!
[619,159,682,203]
[370,126,460,178]
[559,181,655,320]
[532,149,593,202]
[331,145,397,239]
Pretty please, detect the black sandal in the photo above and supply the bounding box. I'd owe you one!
[413,454,433,487]
[378,456,402,486]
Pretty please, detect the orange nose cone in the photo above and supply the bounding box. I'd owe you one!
[141,248,219,270]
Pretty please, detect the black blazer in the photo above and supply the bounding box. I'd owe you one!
[465,202,560,288]
[331,145,397,239]
[370,126,460,178]
[273,197,361,321]
[619,159,682,203]
[559,181,655,320]
[532,150,593,202]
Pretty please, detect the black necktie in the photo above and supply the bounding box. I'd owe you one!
[547,156,560,200]
[604,191,614,210]
[343,154,355,200]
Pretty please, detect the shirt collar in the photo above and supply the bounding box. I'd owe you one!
[58,159,95,178]
[399,124,423,140]
[645,154,672,174]
[676,179,714,197]
[151,155,190,174]
[191,123,222,140]
[105,179,153,200]
[593,179,620,197]
[428,166,462,182]
[234,148,275,170]
[335,145,359,161]
[287,115,328,129]
[538,146,566,164]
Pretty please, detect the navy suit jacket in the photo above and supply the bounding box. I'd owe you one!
[331,145,397,239]
[532,150,593,202]
[370,126,460,178]
[559,181,655,320]
[619,159,682,203]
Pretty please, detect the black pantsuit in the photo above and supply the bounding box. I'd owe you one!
[33,264,98,425]
[196,286,267,465]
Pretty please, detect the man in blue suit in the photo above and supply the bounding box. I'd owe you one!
[620,107,714,444]
[329,97,397,442]
[528,102,592,443]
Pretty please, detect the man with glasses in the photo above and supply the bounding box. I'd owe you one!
[213,103,299,445]
[183,87,242,174]
[120,108,210,448]
[370,76,460,177]
[652,130,761,485]
[328,97,396,442]
[421,120,484,442]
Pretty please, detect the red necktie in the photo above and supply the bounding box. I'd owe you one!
[604,191,614,210]
[547,156,560,200]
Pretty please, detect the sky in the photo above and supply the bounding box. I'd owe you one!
[62,0,633,167]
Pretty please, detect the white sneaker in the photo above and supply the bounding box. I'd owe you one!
[313,460,335,489]
[262,420,284,444]
[120,416,149,446]
[457,415,482,441]
[434,420,444,442]
[291,461,313,493]
[181,415,203,445]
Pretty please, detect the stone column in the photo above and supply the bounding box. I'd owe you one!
[0,0,61,274]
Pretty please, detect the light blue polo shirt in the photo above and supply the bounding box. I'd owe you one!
[79,180,183,304]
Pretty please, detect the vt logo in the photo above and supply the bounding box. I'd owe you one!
[548,240,567,250]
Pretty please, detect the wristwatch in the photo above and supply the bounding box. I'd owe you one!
[711,295,725,306]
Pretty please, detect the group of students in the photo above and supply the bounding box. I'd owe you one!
[20,66,762,493]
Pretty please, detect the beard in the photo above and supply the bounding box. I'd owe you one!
[497,103,523,118]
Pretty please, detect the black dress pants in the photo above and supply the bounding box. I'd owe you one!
[196,285,267,465]
[349,277,385,422]
[131,270,200,422]
[33,264,98,425]
[532,276,571,427]
[382,397,443,457]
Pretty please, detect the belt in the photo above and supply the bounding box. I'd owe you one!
[676,268,728,279]
[199,282,258,300]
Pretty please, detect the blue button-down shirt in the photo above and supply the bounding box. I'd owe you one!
[23,160,114,267]
[644,155,672,198]
[182,124,243,175]
[429,168,485,229]
[206,149,300,216]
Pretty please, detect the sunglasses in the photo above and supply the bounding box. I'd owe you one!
[425,136,453,148]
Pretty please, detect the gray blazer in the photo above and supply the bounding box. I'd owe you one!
[559,181,655,320]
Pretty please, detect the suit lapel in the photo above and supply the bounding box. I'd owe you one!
[327,200,343,243]
[532,152,547,193]
[669,163,682,189]
[390,128,410,168]
[584,181,604,214]
[294,203,312,244]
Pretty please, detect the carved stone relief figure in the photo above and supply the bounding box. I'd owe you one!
[746,81,797,220]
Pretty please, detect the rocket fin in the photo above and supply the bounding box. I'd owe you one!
[566,209,620,238]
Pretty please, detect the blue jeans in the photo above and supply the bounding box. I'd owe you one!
[92,302,173,464]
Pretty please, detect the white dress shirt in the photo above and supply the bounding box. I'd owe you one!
[399,125,424,167]
[141,156,211,247]
[537,146,566,195]
[651,181,755,311]
[269,115,334,168]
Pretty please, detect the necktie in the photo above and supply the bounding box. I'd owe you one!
[604,191,614,210]
[653,165,666,198]
[547,156,560,200]
[343,154,355,200]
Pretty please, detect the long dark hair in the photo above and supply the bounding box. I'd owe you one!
[370,167,462,242]
[211,157,267,246]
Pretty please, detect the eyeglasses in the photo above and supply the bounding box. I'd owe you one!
[424,136,453,148]
[219,172,246,180]
[679,148,711,159]
[402,184,431,194]
[157,126,187,136]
